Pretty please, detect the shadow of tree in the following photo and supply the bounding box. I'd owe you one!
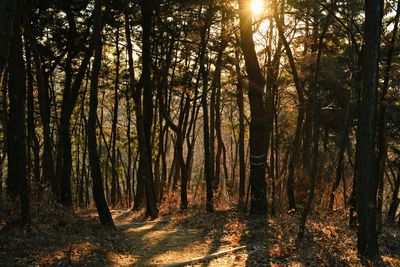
[237,212,268,267]
[1,208,399,266]
[129,209,229,266]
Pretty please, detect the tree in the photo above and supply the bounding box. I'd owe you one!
[57,2,94,207]
[0,0,18,81]
[22,11,57,197]
[234,34,246,208]
[238,0,271,214]
[199,1,214,212]
[273,0,304,212]
[110,26,121,207]
[356,0,383,259]
[87,0,115,228]
[7,6,29,224]
[132,0,159,219]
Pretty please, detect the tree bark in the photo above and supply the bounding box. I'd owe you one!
[238,0,270,214]
[25,43,41,185]
[0,0,18,81]
[139,0,158,219]
[57,6,95,207]
[23,16,57,196]
[7,10,29,224]
[376,0,400,231]
[329,101,350,210]
[213,23,228,194]
[87,0,114,228]
[297,0,336,245]
[199,1,214,212]
[123,8,145,210]
[356,0,383,259]
[125,83,133,206]
[234,34,246,208]
[110,27,121,207]
[274,0,304,212]
[387,166,400,223]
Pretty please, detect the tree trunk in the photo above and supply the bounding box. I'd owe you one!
[110,27,120,207]
[78,68,89,208]
[274,0,305,212]
[7,10,29,224]
[356,0,383,259]
[126,84,132,206]
[22,15,57,196]
[213,24,228,194]
[124,0,158,215]
[387,167,400,223]
[79,123,87,208]
[124,6,143,210]
[234,35,246,208]
[200,2,214,212]
[376,0,400,232]
[239,0,270,214]
[57,6,95,208]
[297,0,335,245]
[87,0,114,228]
[329,100,350,210]
[0,0,18,80]
[25,43,41,185]
[139,0,158,219]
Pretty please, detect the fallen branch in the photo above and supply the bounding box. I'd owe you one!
[160,245,247,267]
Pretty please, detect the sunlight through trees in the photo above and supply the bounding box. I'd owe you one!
[0,0,399,265]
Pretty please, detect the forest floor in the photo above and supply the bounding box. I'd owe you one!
[0,203,399,266]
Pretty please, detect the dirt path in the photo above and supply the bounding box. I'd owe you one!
[107,209,250,266]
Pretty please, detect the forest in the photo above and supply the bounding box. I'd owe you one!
[0,0,399,266]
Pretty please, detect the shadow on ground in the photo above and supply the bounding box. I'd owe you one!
[0,208,399,266]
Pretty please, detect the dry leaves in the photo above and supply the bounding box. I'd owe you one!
[0,208,399,266]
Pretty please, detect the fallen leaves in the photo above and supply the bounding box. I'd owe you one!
[0,208,399,266]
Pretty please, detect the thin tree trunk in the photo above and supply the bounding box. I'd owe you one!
[25,44,41,185]
[110,27,121,207]
[387,167,400,222]
[297,0,336,246]
[78,68,90,208]
[200,1,214,212]
[126,84,132,206]
[329,101,350,210]
[79,122,87,208]
[274,0,305,212]
[213,23,228,194]
[87,0,114,228]
[234,35,246,208]
[123,8,143,210]
[376,0,400,232]
[0,72,8,203]
[22,15,57,197]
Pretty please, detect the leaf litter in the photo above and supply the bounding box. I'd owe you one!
[0,207,398,266]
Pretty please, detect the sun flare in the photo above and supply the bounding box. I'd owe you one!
[251,0,264,15]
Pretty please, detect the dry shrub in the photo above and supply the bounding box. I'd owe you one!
[214,188,232,210]
[159,190,181,214]
[159,185,234,213]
